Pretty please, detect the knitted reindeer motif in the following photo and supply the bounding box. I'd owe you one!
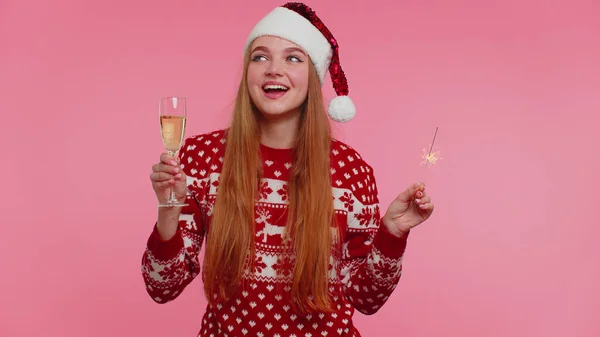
[255,206,286,243]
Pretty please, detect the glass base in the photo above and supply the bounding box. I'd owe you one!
[157,202,189,208]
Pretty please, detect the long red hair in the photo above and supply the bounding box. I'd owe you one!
[202,50,338,313]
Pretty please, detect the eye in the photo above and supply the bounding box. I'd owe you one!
[288,55,303,63]
[251,54,267,62]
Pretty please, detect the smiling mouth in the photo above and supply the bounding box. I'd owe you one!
[263,84,289,92]
[262,84,289,99]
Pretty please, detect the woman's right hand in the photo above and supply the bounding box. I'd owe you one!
[150,152,187,205]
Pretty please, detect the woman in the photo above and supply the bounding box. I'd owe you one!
[142,2,434,336]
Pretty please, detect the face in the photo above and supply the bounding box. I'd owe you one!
[247,36,310,120]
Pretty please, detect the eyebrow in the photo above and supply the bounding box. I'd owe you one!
[251,46,307,55]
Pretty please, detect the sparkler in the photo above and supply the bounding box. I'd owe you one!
[421,127,442,168]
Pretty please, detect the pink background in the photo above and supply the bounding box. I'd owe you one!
[2,0,599,336]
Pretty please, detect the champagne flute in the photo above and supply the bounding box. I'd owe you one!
[158,96,188,207]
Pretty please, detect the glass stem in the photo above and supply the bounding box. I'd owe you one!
[168,150,177,203]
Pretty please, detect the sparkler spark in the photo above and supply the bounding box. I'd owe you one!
[421,146,442,167]
[420,127,442,168]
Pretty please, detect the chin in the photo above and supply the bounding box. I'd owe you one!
[258,107,300,120]
[254,101,303,119]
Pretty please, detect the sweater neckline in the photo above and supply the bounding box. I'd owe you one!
[259,143,294,162]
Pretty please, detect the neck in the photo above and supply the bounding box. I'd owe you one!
[259,110,301,149]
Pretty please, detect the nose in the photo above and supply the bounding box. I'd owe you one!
[265,59,284,77]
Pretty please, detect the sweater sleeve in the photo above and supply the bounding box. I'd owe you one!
[141,137,207,304]
[338,163,409,315]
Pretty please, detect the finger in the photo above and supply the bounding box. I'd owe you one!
[155,180,176,189]
[397,185,416,202]
[413,182,426,195]
[151,163,165,172]
[152,162,181,175]
[419,202,434,211]
[152,162,174,172]
[150,172,182,182]
[399,182,427,202]
[415,196,431,204]
[150,171,171,182]
[160,153,179,166]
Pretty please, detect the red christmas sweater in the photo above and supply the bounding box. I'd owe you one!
[141,130,409,337]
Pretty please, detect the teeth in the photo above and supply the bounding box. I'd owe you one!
[263,84,288,90]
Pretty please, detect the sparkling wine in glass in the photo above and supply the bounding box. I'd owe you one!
[158,96,188,207]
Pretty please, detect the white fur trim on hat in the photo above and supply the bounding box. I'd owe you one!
[244,7,332,84]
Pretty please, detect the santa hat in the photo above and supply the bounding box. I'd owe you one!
[244,2,356,123]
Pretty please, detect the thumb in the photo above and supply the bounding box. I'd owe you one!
[396,182,420,202]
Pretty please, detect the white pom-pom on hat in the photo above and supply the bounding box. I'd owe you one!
[328,96,356,123]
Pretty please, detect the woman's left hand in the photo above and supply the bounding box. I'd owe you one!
[382,182,434,237]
